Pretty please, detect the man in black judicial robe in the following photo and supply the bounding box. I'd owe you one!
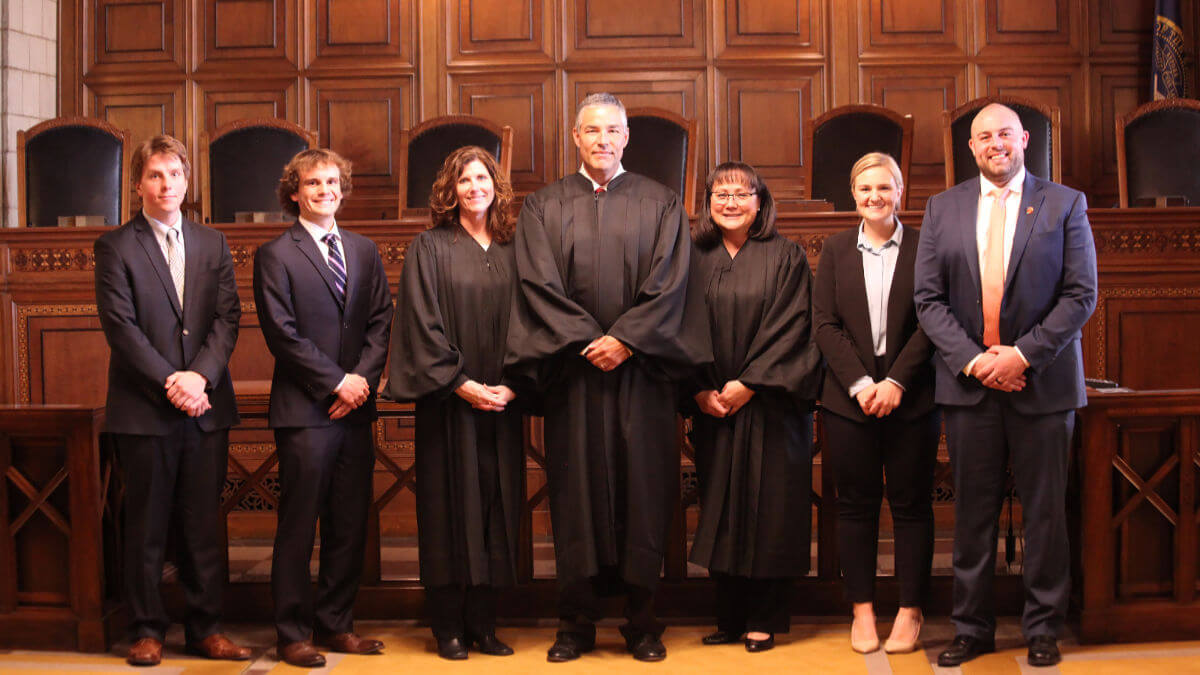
[505,92,710,663]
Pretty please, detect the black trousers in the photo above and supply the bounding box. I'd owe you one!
[426,584,496,639]
[944,394,1073,640]
[823,408,940,608]
[272,422,375,645]
[558,566,663,642]
[116,422,229,644]
[711,572,793,634]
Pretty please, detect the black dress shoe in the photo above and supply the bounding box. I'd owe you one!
[1027,635,1061,667]
[547,633,594,662]
[702,630,742,645]
[627,634,667,662]
[468,632,514,656]
[436,636,468,660]
[937,634,995,666]
[745,634,775,652]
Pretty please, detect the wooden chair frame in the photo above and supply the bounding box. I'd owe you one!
[625,106,701,218]
[199,118,317,225]
[1115,97,1200,208]
[17,116,132,228]
[397,115,514,216]
[942,95,1062,189]
[802,103,913,210]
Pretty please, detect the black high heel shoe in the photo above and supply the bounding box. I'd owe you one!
[745,634,775,652]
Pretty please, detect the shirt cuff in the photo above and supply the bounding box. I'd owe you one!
[1014,346,1031,368]
[333,374,349,395]
[884,377,906,391]
[848,376,873,397]
[963,353,985,377]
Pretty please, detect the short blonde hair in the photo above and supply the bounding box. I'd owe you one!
[848,152,903,192]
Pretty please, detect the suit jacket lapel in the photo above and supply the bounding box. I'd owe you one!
[885,226,917,362]
[340,231,357,312]
[290,222,346,311]
[133,214,183,319]
[842,233,875,368]
[1005,172,1044,293]
[180,218,202,321]
[958,178,982,300]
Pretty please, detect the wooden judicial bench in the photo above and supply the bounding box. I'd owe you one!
[2,208,1200,650]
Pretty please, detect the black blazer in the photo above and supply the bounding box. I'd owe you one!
[253,222,393,428]
[94,214,241,435]
[813,224,934,422]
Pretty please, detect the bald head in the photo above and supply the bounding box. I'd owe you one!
[968,103,1029,186]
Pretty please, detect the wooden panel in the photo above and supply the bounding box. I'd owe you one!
[312,0,413,66]
[1091,0,1155,53]
[197,78,298,136]
[861,0,964,54]
[94,0,183,69]
[1105,298,1200,389]
[449,0,553,62]
[717,0,822,54]
[981,64,1085,185]
[90,83,186,149]
[565,71,705,181]
[863,65,966,208]
[719,68,822,198]
[311,78,412,219]
[200,0,292,65]
[982,0,1075,51]
[1090,64,1150,201]
[451,72,555,192]
[565,0,703,60]
[14,309,106,406]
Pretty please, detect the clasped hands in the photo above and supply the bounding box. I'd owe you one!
[165,370,210,417]
[694,380,755,418]
[855,379,903,418]
[970,344,1028,392]
[581,335,632,372]
[454,380,516,412]
[329,373,372,420]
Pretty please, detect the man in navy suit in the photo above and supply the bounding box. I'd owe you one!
[95,135,250,666]
[253,149,393,667]
[914,104,1097,668]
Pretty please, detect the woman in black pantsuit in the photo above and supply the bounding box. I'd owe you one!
[384,146,523,660]
[813,152,939,655]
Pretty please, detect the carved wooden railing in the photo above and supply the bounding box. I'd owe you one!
[1078,389,1200,643]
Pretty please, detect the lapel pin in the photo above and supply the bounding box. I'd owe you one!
[1025,206,1034,214]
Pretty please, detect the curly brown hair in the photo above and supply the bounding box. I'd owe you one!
[277,148,353,218]
[428,146,515,244]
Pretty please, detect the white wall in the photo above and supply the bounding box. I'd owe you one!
[1,0,58,227]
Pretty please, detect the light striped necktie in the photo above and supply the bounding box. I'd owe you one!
[323,232,347,300]
[166,227,184,306]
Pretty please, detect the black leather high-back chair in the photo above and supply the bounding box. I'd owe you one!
[1117,98,1200,207]
[943,95,1061,189]
[399,115,513,214]
[623,107,699,217]
[201,119,316,223]
[803,104,913,211]
[18,117,131,227]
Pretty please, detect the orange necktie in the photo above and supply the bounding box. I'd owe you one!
[982,188,1010,347]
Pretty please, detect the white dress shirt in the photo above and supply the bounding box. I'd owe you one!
[298,216,349,278]
[847,220,907,398]
[144,209,184,264]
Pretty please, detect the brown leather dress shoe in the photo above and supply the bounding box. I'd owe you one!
[126,637,163,667]
[278,640,326,668]
[187,633,252,660]
[315,632,384,654]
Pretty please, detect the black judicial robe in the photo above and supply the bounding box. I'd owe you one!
[505,172,711,590]
[384,225,523,588]
[686,234,822,578]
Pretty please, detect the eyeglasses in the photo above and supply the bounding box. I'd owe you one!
[711,191,757,204]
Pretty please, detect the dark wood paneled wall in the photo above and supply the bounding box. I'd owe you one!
[58,0,1199,219]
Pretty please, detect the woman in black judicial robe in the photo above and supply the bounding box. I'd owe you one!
[686,162,822,652]
[384,146,523,660]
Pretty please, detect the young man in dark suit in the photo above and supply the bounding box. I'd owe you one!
[94,135,249,667]
[253,149,393,668]
[914,104,1098,668]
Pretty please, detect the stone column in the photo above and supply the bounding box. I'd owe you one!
[1,0,58,227]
